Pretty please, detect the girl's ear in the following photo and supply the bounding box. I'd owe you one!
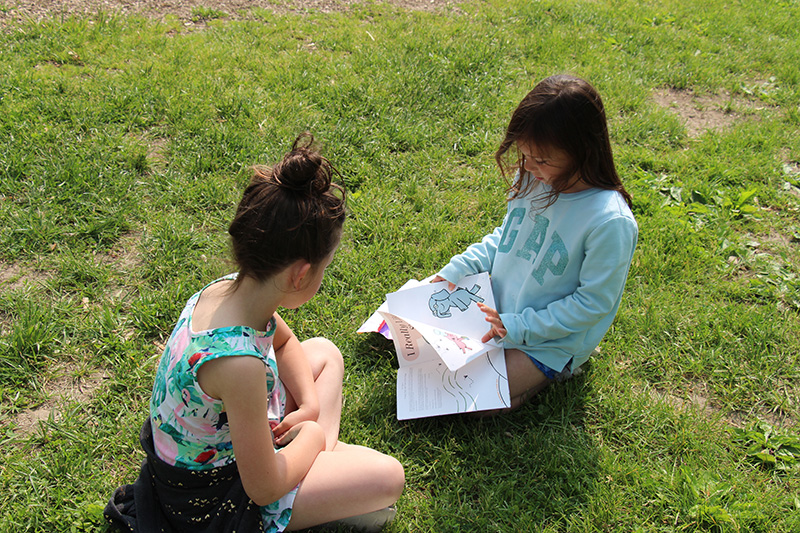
[288,260,313,291]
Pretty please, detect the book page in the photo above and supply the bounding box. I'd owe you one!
[400,316,490,371]
[396,347,510,420]
[357,279,427,340]
[385,272,498,345]
[358,273,512,419]
[379,311,443,368]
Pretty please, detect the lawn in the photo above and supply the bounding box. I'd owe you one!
[1,0,799,531]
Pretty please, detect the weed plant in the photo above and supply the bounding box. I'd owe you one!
[1,0,799,531]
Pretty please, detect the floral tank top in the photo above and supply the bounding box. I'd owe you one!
[150,275,283,469]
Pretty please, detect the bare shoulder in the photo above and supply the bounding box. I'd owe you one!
[197,355,266,401]
[191,280,235,331]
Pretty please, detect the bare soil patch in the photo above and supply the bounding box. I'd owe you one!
[653,88,739,138]
[653,87,776,139]
[10,366,108,437]
[647,383,796,430]
[0,262,52,291]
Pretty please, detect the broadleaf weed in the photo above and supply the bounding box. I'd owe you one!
[732,424,800,472]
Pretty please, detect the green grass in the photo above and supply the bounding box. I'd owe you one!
[1,0,799,530]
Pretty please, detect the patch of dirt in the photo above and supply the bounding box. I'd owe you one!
[647,382,796,430]
[10,365,109,437]
[653,88,739,138]
[0,262,51,292]
[1,0,461,25]
[652,86,779,139]
[102,230,142,273]
[0,262,52,342]
[0,262,26,289]
[784,160,800,177]
[783,160,800,197]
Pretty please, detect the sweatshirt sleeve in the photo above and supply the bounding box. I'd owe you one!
[437,222,505,284]
[499,215,638,347]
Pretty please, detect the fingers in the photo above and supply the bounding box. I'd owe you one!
[431,275,456,291]
[477,302,499,321]
[274,424,301,446]
[272,412,300,443]
[273,418,304,446]
[271,422,287,444]
[273,431,290,447]
[476,301,494,313]
[271,404,320,445]
[477,302,506,341]
[481,325,506,343]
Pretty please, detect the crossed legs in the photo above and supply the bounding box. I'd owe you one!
[284,338,405,530]
[474,348,551,418]
[506,348,551,409]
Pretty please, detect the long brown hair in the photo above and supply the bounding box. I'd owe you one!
[495,75,632,208]
[227,133,346,287]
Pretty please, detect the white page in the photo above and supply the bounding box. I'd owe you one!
[357,273,511,419]
[385,272,498,343]
[357,279,426,339]
[399,316,490,371]
[396,347,510,420]
[379,311,444,368]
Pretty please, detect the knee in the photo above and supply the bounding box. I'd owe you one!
[376,455,405,504]
[305,337,344,375]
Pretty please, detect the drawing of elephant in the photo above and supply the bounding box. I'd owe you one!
[428,284,484,318]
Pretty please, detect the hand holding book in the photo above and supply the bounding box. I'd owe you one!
[358,273,511,419]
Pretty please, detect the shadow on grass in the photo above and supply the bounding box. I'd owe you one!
[350,333,601,529]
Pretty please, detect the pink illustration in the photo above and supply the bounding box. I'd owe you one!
[446,333,470,354]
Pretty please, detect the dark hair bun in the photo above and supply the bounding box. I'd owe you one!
[274,149,331,196]
[228,132,346,285]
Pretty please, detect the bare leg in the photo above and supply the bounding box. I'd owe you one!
[507,349,550,407]
[285,444,405,531]
[282,337,344,451]
[475,348,550,417]
[280,340,404,530]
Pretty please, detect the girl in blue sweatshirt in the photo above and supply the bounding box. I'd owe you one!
[434,75,638,413]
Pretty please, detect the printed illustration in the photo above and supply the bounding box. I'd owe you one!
[446,332,470,354]
[432,350,510,415]
[358,272,511,419]
[428,284,484,318]
[427,328,482,359]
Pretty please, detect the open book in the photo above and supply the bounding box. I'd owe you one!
[358,272,510,420]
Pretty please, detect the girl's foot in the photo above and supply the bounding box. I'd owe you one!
[311,506,396,532]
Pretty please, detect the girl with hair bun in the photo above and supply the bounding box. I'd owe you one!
[106,133,404,533]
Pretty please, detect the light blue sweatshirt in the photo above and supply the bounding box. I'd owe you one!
[437,181,638,373]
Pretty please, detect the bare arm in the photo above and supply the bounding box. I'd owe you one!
[270,313,321,443]
[198,355,325,506]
